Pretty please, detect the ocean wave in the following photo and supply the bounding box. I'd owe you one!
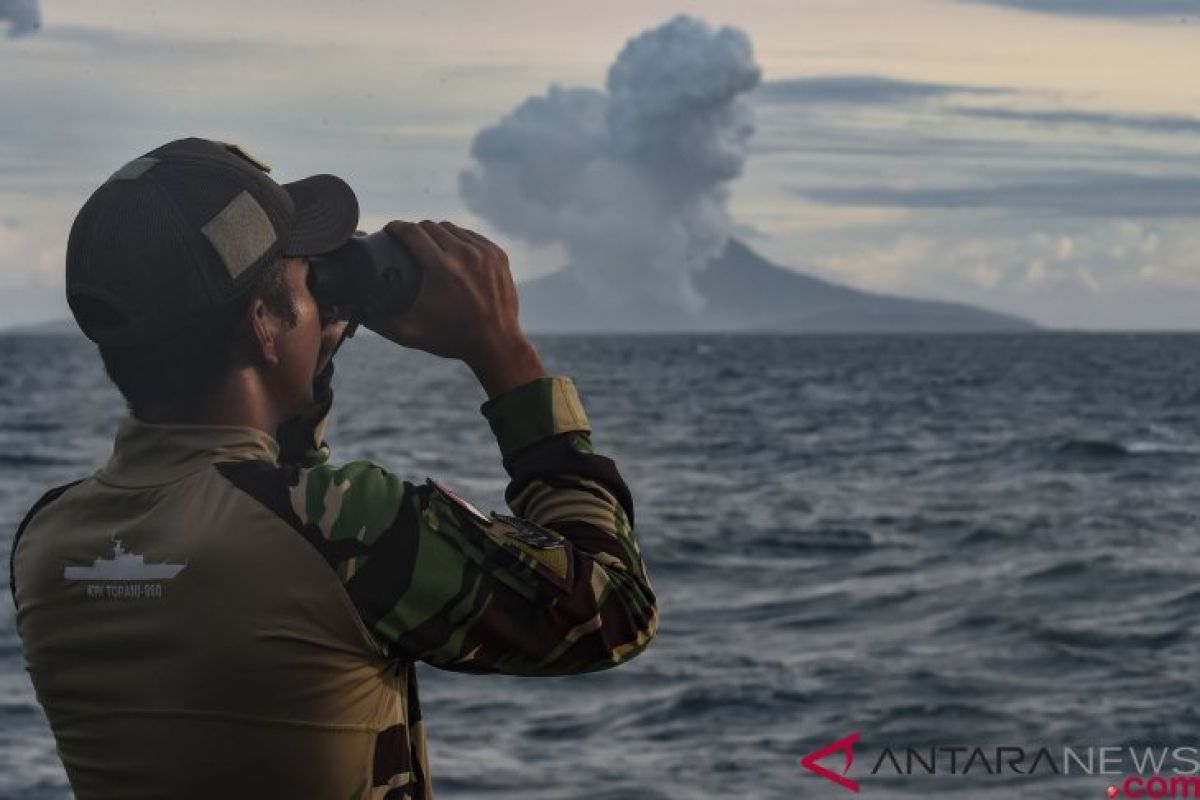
[0,453,78,467]
[1054,437,1200,458]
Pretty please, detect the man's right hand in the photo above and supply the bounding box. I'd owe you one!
[362,220,546,399]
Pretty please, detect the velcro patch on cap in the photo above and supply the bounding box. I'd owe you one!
[201,190,277,279]
[105,157,160,183]
[217,141,272,173]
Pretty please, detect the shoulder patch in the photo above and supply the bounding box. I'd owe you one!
[486,513,572,591]
[426,477,491,526]
[490,513,564,550]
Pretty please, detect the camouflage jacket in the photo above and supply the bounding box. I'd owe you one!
[11,371,658,800]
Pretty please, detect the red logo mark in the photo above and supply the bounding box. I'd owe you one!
[800,732,861,793]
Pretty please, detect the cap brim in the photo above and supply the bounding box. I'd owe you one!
[280,174,360,257]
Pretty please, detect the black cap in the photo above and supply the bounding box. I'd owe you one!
[65,137,359,348]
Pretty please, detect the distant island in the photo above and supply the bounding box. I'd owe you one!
[518,239,1037,333]
[2,240,1036,336]
[2,318,79,335]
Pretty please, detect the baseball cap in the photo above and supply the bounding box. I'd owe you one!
[65,137,359,348]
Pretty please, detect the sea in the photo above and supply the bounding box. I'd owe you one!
[2,330,1199,800]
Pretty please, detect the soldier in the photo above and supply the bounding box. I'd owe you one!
[9,137,658,799]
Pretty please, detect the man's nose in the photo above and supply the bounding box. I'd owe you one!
[320,319,351,358]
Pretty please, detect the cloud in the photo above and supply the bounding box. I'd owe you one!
[0,0,39,37]
[795,174,1200,218]
[959,0,1200,16]
[744,68,1200,328]
[756,75,1003,106]
[795,218,1200,328]
[953,107,1200,134]
[460,15,761,316]
[748,77,1200,173]
[26,23,283,62]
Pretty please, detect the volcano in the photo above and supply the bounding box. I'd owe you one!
[517,239,1036,333]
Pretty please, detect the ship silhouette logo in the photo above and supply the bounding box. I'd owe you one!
[63,538,187,582]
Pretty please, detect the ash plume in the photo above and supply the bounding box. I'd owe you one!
[459,15,761,318]
[1,0,40,38]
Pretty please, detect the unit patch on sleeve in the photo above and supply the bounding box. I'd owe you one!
[489,513,565,550]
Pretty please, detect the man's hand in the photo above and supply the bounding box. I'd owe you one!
[362,220,545,398]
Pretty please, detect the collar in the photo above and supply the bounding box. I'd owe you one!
[95,414,282,488]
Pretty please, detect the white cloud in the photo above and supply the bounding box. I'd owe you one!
[1056,236,1074,259]
[814,234,939,291]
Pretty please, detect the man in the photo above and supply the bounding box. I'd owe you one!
[9,137,658,799]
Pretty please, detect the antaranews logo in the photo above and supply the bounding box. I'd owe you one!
[799,733,1200,796]
[799,732,861,793]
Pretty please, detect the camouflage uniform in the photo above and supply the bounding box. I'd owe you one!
[11,371,658,799]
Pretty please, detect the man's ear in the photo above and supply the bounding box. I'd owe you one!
[245,297,283,367]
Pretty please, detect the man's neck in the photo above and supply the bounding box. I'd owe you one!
[134,377,281,434]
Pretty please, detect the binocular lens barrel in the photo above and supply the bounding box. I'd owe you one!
[307,230,424,322]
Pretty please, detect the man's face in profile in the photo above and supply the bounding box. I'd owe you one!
[270,256,346,420]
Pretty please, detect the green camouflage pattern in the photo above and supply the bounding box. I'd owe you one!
[282,373,658,677]
[273,371,657,796]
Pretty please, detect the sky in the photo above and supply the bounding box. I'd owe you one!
[1,0,1198,330]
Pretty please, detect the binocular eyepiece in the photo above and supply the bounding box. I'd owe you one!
[306,229,424,327]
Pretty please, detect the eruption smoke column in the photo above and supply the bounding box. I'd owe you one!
[0,0,40,37]
[459,15,761,323]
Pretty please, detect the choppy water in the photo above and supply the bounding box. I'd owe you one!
[3,331,1200,799]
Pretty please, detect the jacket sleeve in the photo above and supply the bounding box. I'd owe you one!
[284,374,658,676]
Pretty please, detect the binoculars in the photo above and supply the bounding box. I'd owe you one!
[307,228,424,331]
